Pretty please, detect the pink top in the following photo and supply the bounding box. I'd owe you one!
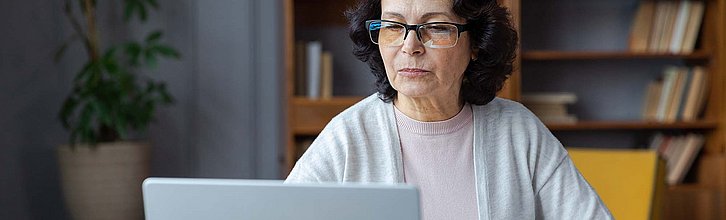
[394,103,478,220]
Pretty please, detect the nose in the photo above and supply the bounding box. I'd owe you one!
[401,29,424,55]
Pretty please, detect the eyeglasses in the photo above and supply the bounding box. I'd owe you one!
[365,19,469,48]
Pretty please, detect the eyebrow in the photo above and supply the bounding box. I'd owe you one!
[381,12,455,21]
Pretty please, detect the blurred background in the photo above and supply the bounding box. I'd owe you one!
[1,1,289,219]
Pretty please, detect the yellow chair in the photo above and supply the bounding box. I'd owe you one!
[568,148,665,220]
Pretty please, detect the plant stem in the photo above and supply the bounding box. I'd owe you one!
[82,0,100,61]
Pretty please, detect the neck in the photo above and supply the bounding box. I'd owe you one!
[394,93,464,122]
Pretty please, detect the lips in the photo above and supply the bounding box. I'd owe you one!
[397,68,431,77]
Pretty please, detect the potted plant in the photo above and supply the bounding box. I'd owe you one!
[55,0,179,219]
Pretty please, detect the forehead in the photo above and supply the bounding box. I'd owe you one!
[380,0,460,21]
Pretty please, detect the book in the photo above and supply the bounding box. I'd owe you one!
[658,1,678,53]
[681,66,704,121]
[537,114,578,124]
[522,92,578,124]
[629,0,656,52]
[641,80,663,121]
[648,133,665,150]
[295,41,308,96]
[648,133,705,185]
[687,66,709,121]
[648,1,668,52]
[664,135,686,170]
[306,41,322,99]
[655,66,678,121]
[667,134,704,184]
[320,51,334,100]
[526,103,568,117]
[681,1,705,53]
[669,1,691,53]
[674,68,693,120]
[521,92,577,104]
[664,67,688,122]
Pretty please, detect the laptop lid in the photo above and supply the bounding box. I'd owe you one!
[142,178,420,220]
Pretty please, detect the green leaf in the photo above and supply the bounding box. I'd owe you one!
[146,0,159,9]
[151,45,181,59]
[124,42,143,66]
[74,61,94,82]
[91,98,113,126]
[145,31,163,43]
[160,87,173,103]
[103,47,117,60]
[102,48,121,75]
[78,103,95,142]
[54,34,78,63]
[115,122,128,139]
[59,96,78,129]
[138,3,148,21]
[123,0,148,22]
[144,50,157,68]
[123,1,137,22]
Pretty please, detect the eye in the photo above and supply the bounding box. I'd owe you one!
[381,23,404,32]
[427,24,453,33]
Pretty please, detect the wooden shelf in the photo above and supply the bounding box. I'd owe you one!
[291,96,364,135]
[522,50,711,61]
[546,120,718,131]
[662,184,724,220]
[294,0,355,27]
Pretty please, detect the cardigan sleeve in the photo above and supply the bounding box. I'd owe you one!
[534,155,614,219]
[285,124,346,183]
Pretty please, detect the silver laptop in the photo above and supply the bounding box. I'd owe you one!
[142,177,420,220]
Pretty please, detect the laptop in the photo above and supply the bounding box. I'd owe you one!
[142,177,420,220]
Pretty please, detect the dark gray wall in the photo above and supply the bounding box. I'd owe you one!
[0,0,284,219]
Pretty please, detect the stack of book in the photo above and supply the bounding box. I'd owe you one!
[628,0,705,53]
[521,92,578,124]
[648,133,705,185]
[295,41,334,99]
[641,65,708,122]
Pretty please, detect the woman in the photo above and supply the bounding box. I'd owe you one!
[287,0,613,219]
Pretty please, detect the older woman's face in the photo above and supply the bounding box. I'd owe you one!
[380,0,472,100]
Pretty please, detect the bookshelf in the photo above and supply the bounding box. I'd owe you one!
[546,120,718,131]
[284,0,725,217]
[519,0,725,219]
[522,50,711,60]
[283,0,363,175]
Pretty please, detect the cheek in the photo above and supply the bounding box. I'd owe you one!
[439,48,471,78]
[380,48,397,74]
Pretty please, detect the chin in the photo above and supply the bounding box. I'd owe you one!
[391,79,439,98]
[395,87,434,99]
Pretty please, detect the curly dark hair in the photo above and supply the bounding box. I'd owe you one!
[345,0,518,105]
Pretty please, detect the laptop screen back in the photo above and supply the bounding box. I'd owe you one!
[142,178,420,220]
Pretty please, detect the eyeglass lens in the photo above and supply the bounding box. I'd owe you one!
[368,21,460,48]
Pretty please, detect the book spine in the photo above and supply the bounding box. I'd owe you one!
[306,41,322,99]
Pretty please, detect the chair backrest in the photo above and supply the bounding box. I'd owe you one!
[568,148,665,220]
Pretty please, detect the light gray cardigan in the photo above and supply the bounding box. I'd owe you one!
[286,94,613,220]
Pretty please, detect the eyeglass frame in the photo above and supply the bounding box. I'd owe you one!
[365,19,470,48]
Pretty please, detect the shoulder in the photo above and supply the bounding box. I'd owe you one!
[474,97,568,172]
[473,97,541,127]
[324,93,391,130]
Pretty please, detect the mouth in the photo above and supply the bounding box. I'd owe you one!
[397,68,431,77]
